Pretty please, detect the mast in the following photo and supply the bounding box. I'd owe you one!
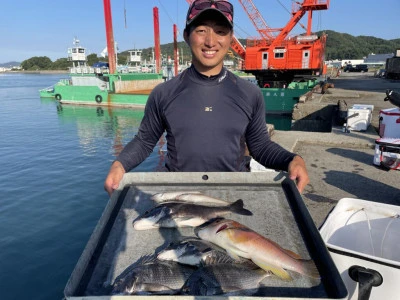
[153,7,161,73]
[173,24,178,76]
[103,0,116,74]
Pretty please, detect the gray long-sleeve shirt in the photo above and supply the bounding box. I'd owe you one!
[116,65,296,172]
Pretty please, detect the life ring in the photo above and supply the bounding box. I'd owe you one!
[55,94,62,100]
[263,83,270,88]
[95,95,102,103]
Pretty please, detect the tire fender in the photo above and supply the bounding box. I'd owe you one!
[55,94,62,100]
[95,95,102,103]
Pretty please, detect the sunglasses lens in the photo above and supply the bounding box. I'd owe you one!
[215,2,233,13]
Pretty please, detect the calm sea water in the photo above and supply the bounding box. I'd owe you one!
[0,73,163,300]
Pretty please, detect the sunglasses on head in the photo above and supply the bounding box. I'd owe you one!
[187,0,234,23]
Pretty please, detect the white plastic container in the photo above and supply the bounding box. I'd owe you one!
[352,104,374,112]
[347,107,372,131]
[319,198,400,300]
[373,138,400,170]
[379,107,400,138]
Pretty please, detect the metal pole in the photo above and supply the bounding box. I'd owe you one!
[153,7,161,73]
[173,24,178,76]
[103,0,116,74]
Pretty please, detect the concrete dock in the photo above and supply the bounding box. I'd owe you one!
[271,72,400,227]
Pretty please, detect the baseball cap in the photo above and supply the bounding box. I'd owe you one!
[185,0,234,29]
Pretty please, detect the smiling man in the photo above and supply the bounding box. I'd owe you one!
[104,0,309,195]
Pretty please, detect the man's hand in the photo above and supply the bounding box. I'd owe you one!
[104,161,126,197]
[288,155,309,193]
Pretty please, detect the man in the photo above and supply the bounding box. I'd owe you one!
[104,0,309,196]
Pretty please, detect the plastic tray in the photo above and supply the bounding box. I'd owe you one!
[64,172,347,299]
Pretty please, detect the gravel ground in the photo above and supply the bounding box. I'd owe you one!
[272,73,400,227]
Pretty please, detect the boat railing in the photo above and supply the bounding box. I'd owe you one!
[39,85,55,92]
[58,79,71,86]
[70,66,96,74]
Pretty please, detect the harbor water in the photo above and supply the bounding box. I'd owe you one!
[0,73,163,300]
[0,73,293,300]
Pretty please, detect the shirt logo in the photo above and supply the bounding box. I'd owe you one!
[218,70,227,83]
[205,107,213,112]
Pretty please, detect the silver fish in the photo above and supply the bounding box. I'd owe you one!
[151,191,202,202]
[133,199,252,230]
[151,191,230,205]
[175,193,230,205]
[157,237,251,267]
[111,257,195,295]
[181,260,271,296]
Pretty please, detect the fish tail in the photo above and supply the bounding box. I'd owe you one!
[252,257,292,281]
[229,199,253,216]
[300,259,320,279]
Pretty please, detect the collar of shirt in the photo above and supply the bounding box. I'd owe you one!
[189,65,228,85]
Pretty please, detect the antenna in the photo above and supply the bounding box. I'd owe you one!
[73,37,80,46]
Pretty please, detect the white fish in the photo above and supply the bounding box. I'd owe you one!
[151,191,230,205]
[151,191,202,202]
[176,193,230,205]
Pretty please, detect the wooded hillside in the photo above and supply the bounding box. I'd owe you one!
[14,30,400,70]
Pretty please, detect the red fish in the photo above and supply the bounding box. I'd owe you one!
[195,218,320,280]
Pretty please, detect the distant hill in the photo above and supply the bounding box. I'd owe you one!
[0,61,21,67]
[122,30,400,62]
[320,30,400,60]
[6,31,400,67]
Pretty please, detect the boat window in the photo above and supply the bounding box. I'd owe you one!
[275,52,284,59]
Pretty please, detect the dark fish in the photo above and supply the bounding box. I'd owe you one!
[157,237,254,267]
[181,259,271,296]
[111,257,195,295]
[133,199,252,230]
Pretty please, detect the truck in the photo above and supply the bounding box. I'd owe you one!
[385,49,400,79]
[344,64,369,73]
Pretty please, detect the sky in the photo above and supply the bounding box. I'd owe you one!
[1,0,399,63]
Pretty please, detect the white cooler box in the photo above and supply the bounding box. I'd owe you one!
[373,138,400,170]
[320,198,400,300]
[347,104,373,131]
[379,107,400,138]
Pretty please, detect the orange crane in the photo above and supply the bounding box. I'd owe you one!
[239,0,330,87]
[184,0,329,87]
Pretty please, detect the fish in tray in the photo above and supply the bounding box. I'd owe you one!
[195,218,320,281]
[157,236,256,267]
[133,199,252,230]
[181,256,271,296]
[111,256,196,295]
[151,191,230,205]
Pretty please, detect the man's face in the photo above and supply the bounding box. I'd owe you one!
[185,19,232,76]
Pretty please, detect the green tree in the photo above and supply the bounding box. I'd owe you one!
[51,58,70,70]
[87,53,99,66]
[21,56,53,70]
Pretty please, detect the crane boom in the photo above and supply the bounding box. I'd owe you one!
[184,0,246,59]
[272,0,330,47]
[238,0,275,41]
